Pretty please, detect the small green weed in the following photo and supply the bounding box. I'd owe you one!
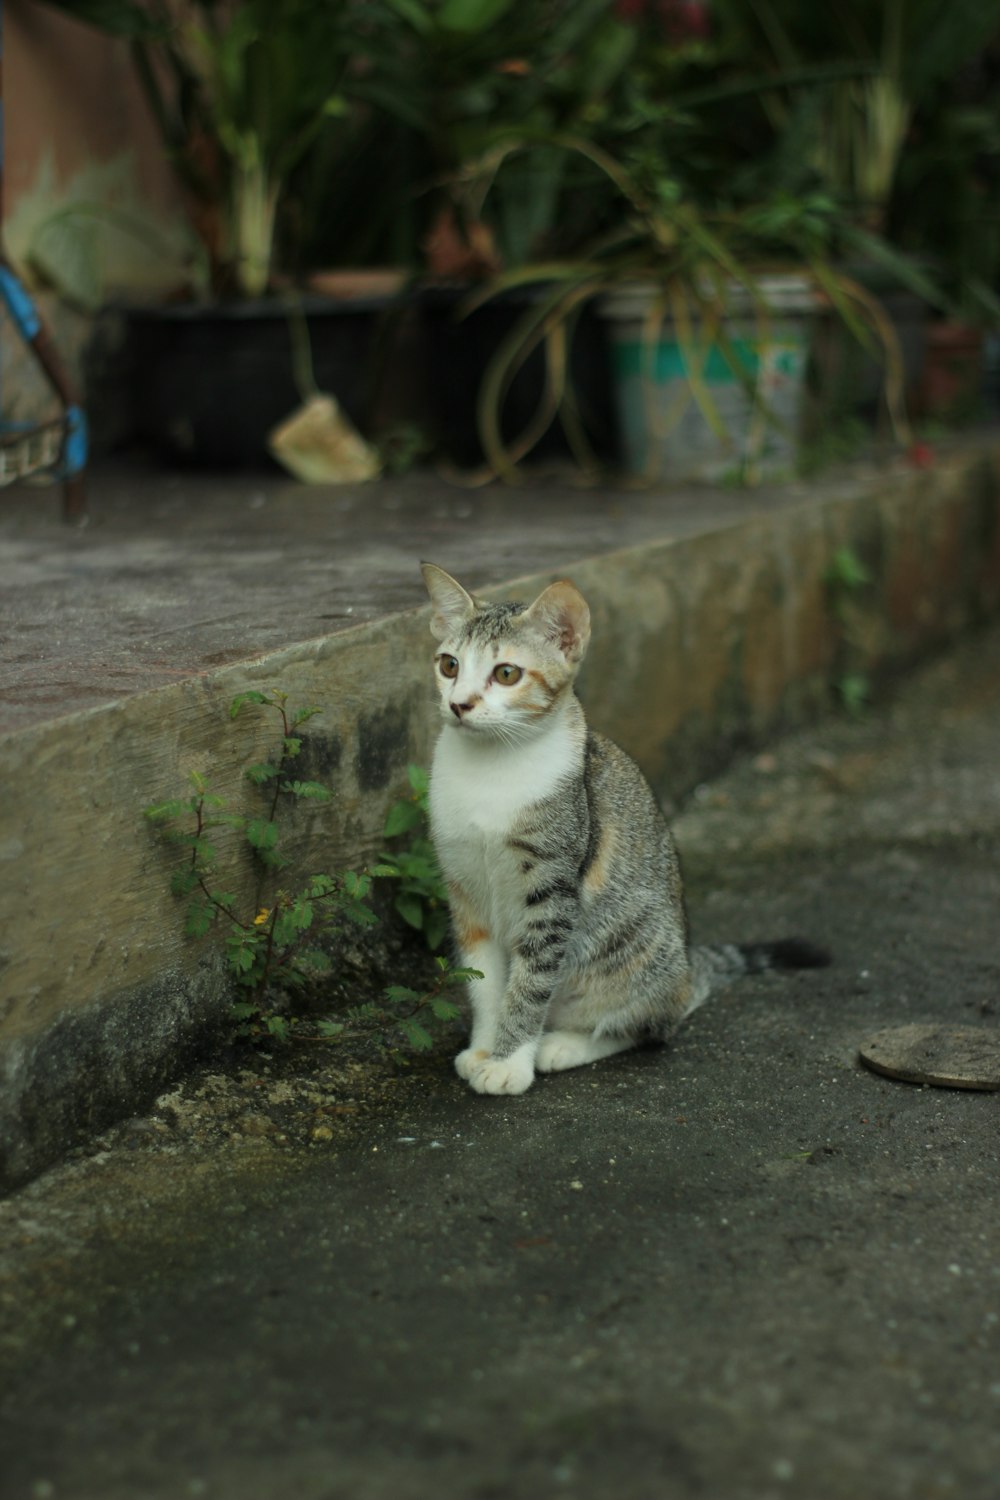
[380,764,450,951]
[318,954,479,1058]
[145,695,474,1053]
[796,416,869,478]
[145,691,383,1041]
[824,545,874,715]
[825,544,872,594]
[377,422,432,476]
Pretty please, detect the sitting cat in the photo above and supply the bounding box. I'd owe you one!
[421,562,828,1097]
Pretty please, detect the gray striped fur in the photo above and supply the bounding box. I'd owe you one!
[421,563,829,1094]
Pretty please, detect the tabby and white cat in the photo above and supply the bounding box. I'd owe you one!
[421,562,828,1096]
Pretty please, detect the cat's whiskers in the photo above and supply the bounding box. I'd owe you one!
[490,714,536,749]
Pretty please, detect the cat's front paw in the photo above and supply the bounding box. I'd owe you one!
[465,1049,535,1096]
[454,1047,490,1081]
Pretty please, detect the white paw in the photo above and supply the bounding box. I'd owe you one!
[536,1031,595,1073]
[454,1047,490,1081]
[466,1051,535,1096]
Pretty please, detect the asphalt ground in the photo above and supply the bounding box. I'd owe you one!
[1,620,999,1500]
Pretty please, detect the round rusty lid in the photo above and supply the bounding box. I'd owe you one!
[859,1024,1000,1091]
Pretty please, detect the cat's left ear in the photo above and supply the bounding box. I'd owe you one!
[421,562,478,640]
[524,580,591,664]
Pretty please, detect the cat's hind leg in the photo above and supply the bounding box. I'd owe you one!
[535,1029,636,1073]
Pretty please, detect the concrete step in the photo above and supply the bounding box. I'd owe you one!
[2,442,999,1189]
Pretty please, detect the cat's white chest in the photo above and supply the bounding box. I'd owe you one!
[430,716,578,830]
[428,717,579,928]
[432,734,557,827]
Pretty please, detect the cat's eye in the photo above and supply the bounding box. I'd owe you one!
[438,654,459,679]
[493,664,523,686]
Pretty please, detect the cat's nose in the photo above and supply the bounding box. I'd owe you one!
[450,700,474,720]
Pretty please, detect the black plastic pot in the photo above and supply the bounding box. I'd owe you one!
[418,284,620,468]
[806,283,929,433]
[127,295,397,468]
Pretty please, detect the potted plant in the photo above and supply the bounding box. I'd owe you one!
[40,0,413,467]
[710,0,1000,235]
[889,44,1000,420]
[329,0,640,470]
[453,0,1000,482]
[706,0,1000,425]
[454,122,909,483]
[406,0,958,482]
[43,0,396,296]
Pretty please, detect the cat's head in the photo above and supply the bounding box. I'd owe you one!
[421,563,590,739]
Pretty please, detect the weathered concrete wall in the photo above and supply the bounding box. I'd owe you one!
[5,3,191,303]
[577,449,1000,798]
[3,3,196,438]
[0,613,435,1186]
[2,449,999,1188]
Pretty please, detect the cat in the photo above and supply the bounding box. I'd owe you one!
[420,562,829,1097]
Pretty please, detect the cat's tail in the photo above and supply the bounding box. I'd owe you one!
[686,938,830,1015]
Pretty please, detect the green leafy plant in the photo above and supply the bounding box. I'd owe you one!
[145,691,383,1039]
[824,544,875,713]
[706,0,1000,330]
[380,765,450,951]
[457,132,910,482]
[43,0,395,296]
[145,696,474,1054]
[712,0,1000,239]
[377,422,434,476]
[318,954,480,1057]
[406,0,638,265]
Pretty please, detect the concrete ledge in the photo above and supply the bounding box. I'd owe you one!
[3,444,999,1189]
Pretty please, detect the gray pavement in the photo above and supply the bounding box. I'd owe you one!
[1,620,998,1500]
[1,456,872,734]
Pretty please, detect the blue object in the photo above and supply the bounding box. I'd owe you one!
[0,0,88,514]
[0,261,42,342]
[62,404,88,476]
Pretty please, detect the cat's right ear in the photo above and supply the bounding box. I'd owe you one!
[421,562,477,640]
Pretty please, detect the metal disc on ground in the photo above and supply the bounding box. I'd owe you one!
[859,1024,1000,1091]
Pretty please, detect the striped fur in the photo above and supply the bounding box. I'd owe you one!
[421,563,829,1096]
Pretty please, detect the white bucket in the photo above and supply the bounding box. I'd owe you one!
[600,276,819,482]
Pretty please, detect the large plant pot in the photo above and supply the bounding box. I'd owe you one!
[599,276,818,482]
[806,286,929,432]
[127,294,402,468]
[916,321,985,421]
[418,284,620,469]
